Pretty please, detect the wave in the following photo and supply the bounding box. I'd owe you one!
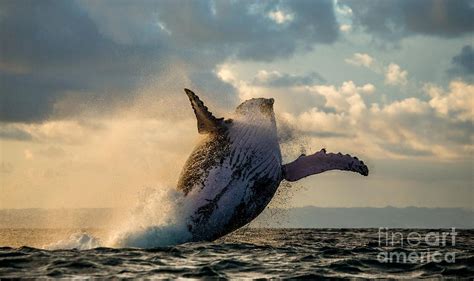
[1,229,473,278]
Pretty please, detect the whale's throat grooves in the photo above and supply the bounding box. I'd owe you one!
[178,111,282,241]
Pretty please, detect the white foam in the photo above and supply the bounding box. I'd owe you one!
[46,232,101,250]
[45,185,193,249]
[107,185,192,248]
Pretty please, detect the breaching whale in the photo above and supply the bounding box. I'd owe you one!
[179,89,368,242]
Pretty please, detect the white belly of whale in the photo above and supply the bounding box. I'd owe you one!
[183,118,282,241]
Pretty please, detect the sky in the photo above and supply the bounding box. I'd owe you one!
[0,0,473,209]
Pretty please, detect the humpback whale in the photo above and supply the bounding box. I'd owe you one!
[179,89,368,242]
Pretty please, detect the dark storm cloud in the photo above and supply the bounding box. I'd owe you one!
[252,71,326,87]
[1,72,65,122]
[0,0,339,123]
[147,0,339,61]
[0,1,103,66]
[341,0,474,40]
[0,0,167,122]
[449,45,474,76]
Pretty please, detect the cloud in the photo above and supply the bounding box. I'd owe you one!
[91,0,339,61]
[0,125,34,141]
[0,0,340,123]
[360,84,375,94]
[252,70,325,87]
[381,98,430,115]
[0,120,103,145]
[345,53,375,68]
[309,81,374,119]
[449,45,474,77]
[424,80,474,122]
[220,66,472,160]
[339,24,352,32]
[341,0,474,40]
[385,63,408,86]
[0,1,163,122]
[345,54,413,89]
[268,9,294,24]
[217,65,328,114]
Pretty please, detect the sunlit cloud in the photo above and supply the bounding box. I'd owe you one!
[217,65,472,162]
[425,80,474,122]
[345,53,374,68]
[339,24,352,32]
[268,9,294,24]
[385,63,408,86]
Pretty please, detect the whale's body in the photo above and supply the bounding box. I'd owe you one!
[178,95,281,241]
[178,89,369,242]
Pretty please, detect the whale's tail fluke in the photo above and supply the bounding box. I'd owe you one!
[282,148,369,181]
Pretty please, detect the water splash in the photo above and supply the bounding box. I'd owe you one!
[46,232,101,250]
[44,185,193,249]
[107,185,192,248]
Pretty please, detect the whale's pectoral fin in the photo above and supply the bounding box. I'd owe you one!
[184,88,226,134]
[282,148,369,182]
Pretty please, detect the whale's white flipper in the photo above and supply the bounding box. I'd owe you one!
[282,148,369,182]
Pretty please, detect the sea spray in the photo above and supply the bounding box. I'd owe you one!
[46,232,102,250]
[107,185,192,248]
[45,185,193,249]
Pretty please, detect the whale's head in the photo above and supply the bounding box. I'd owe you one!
[235,98,276,125]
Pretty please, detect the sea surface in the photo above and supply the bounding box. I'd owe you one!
[0,228,473,278]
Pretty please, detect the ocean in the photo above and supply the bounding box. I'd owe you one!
[1,228,472,278]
